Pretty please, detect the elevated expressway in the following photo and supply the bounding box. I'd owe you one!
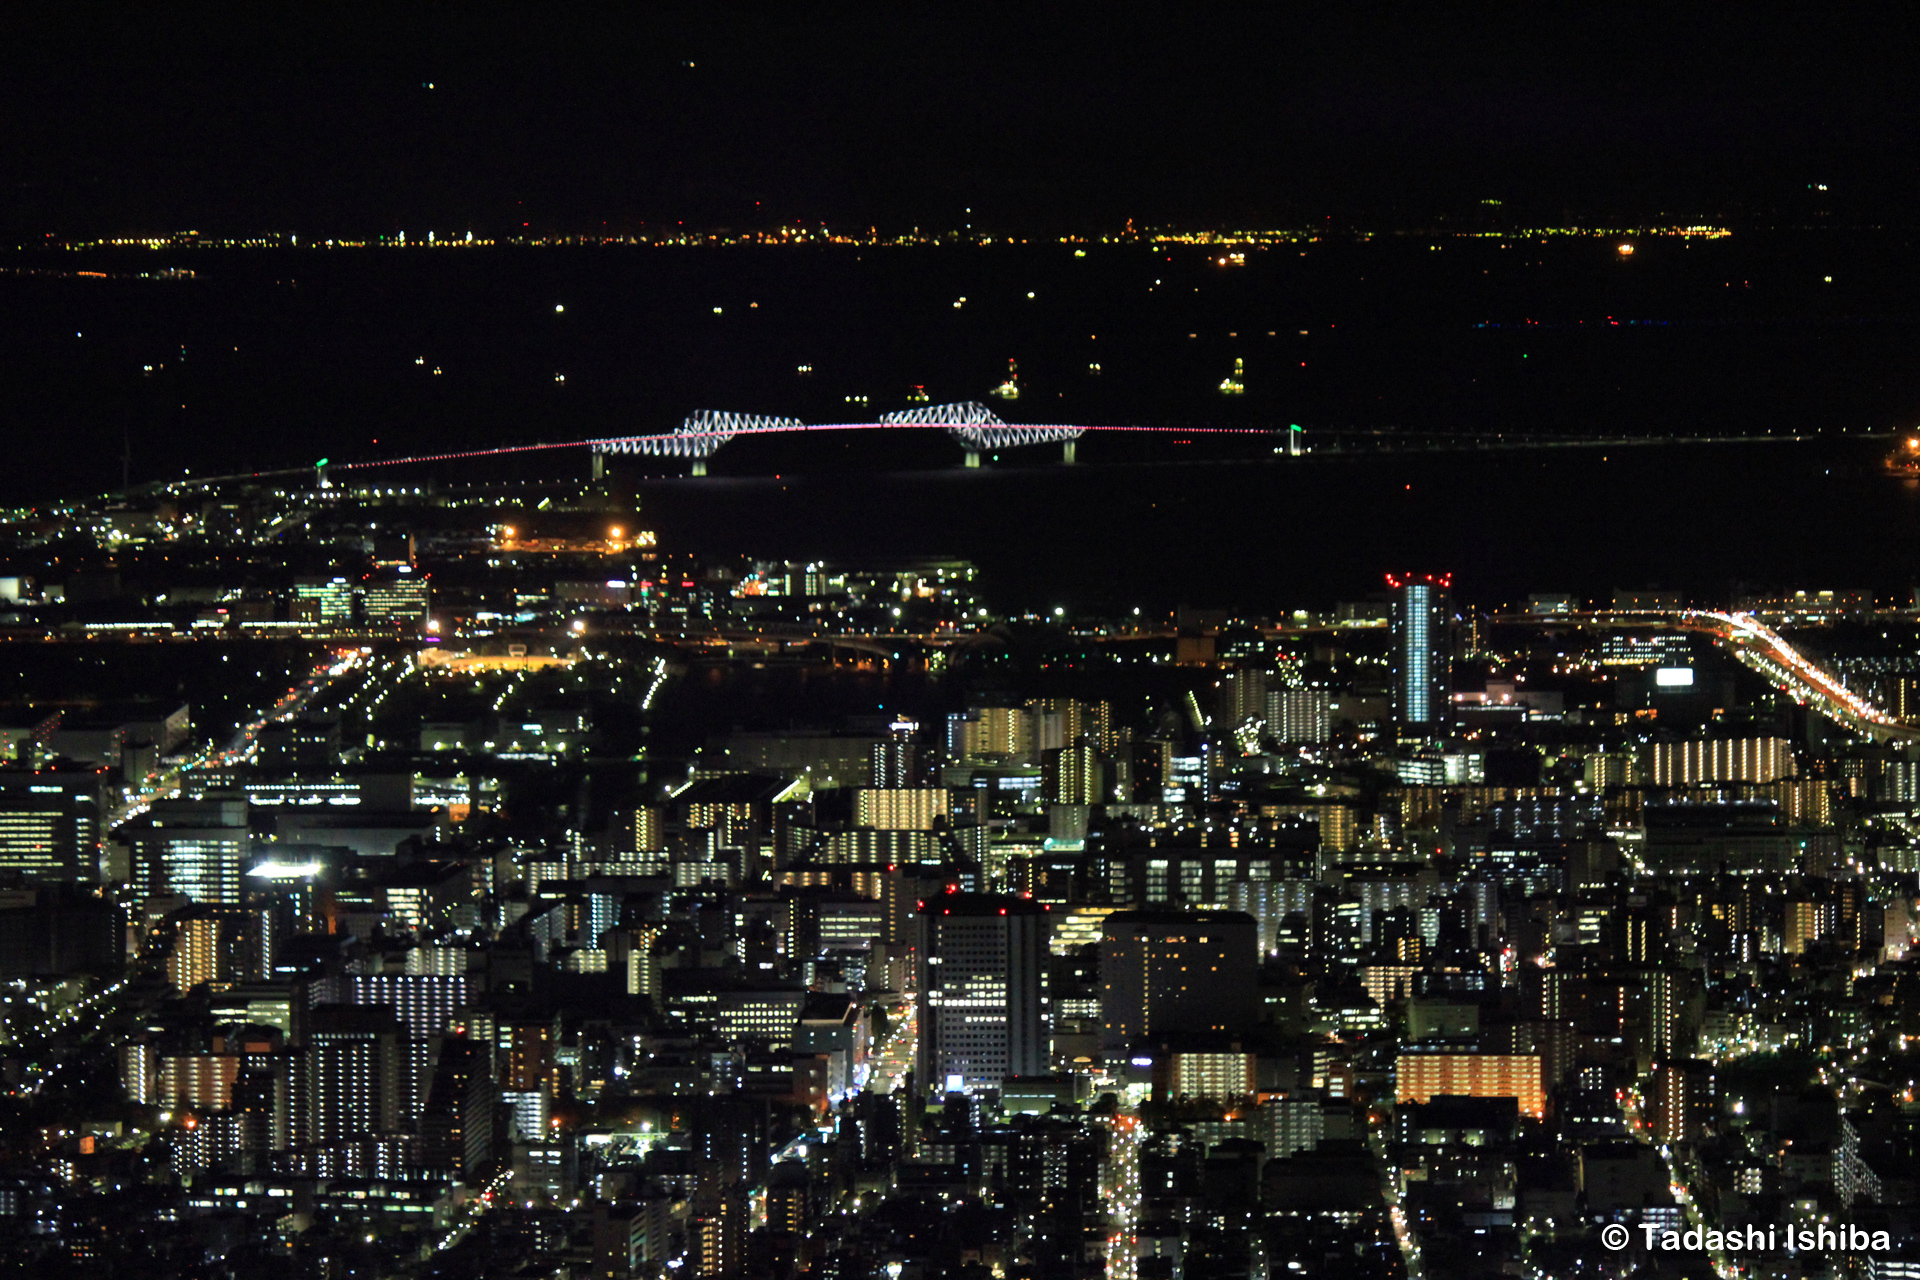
[1513,608,1914,744]
[1676,609,1910,743]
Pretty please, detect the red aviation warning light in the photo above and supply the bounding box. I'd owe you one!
[1385,572,1453,590]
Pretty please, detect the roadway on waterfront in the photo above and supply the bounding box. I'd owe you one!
[1502,608,1912,743]
[107,647,372,830]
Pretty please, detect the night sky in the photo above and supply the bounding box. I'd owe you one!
[7,4,1920,238]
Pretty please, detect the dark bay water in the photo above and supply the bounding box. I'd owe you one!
[5,232,1920,608]
[627,437,1920,613]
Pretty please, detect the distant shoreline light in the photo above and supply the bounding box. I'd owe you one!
[27,223,1735,253]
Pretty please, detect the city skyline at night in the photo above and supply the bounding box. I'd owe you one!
[8,7,1920,1280]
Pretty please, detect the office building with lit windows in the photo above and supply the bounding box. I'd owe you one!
[362,578,430,627]
[292,576,354,623]
[128,799,249,904]
[915,894,1049,1093]
[0,764,106,881]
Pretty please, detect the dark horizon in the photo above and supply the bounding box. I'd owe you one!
[7,4,1920,240]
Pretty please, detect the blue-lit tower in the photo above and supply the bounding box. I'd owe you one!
[1390,573,1452,732]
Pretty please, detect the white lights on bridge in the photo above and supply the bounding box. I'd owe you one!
[586,402,1085,458]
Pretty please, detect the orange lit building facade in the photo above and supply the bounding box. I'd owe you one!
[1395,1052,1546,1120]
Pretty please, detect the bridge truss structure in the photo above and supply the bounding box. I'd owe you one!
[588,410,809,459]
[876,402,1084,452]
[586,402,1085,468]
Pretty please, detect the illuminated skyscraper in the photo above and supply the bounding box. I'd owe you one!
[1390,574,1453,731]
[915,894,1049,1093]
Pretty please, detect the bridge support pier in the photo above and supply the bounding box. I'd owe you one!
[1062,440,1077,465]
[691,459,708,477]
[964,450,981,469]
[591,452,605,481]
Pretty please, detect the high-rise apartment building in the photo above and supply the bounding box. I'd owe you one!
[1784,899,1834,955]
[948,707,1032,764]
[1649,1057,1714,1144]
[419,1036,492,1178]
[915,895,1049,1093]
[1644,737,1796,785]
[1268,689,1332,745]
[1100,910,1259,1052]
[870,719,920,787]
[1027,698,1111,754]
[1395,1051,1545,1119]
[169,909,252,992]
[853,788,948,831]
[307,1005,404,1145]
[339,972,474,1038]
[1045,746,1104,806]
[1167,1050,1257,1102]
[1219,671,1269,727]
